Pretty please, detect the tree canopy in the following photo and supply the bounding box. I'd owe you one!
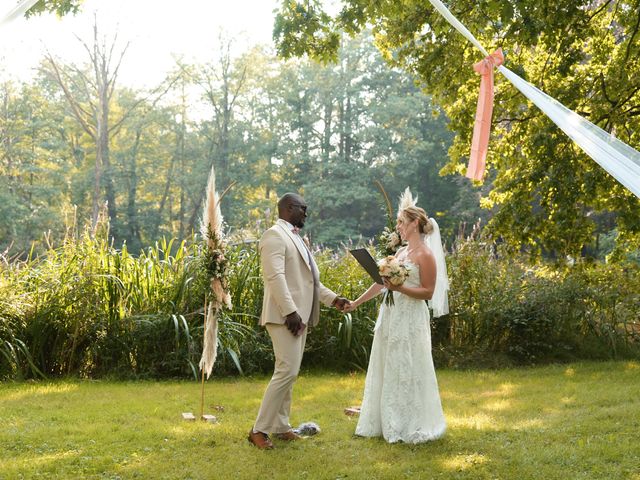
[1,29,482,254]
[274,0,640,258]
[25,0,83,18]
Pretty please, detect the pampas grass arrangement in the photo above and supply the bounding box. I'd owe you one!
[199,165,235,379]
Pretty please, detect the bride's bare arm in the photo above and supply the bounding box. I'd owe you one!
[348,283,385,310]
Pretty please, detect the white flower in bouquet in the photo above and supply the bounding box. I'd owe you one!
[385,230,401,251]
[379,227,402,255]
[378,256,409,306]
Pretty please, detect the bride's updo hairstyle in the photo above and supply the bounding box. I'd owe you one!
[400,206,434,236]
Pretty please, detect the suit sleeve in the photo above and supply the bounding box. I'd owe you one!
[319,282,338,307]
[311,252,337,307]
[260,229,297,317]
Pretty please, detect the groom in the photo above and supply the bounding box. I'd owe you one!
[248,193,349,449]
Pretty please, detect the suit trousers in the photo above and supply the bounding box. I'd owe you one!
[253,323,308,434]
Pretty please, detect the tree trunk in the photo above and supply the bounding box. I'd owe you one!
[91,117,104,230]
[126,129,142,247]
[322,101,332,163]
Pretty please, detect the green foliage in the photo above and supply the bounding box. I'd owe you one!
[305,247,380,371]
[0,213,208,379]
[2,31,478,255]
[0,292,43,380]
[209,244,268,374]
[25,0,82,18]
[273,0,640,258]
[0,81,71,253]
[2,218,638,380]
[443,236,640,366]
[274,1,340,63]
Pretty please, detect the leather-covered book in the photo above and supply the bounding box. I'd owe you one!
[349,248,383,284]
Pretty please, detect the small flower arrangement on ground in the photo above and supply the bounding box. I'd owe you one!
[378,255,409,306]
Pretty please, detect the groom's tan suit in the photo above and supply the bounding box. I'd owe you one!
[253,218,337,434]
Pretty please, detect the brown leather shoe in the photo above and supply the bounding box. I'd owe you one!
[248,430,274,450]
[275,430,302,441]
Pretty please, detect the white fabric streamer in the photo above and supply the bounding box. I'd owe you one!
[425,218,449,317]
[427,0,640,199]
[0,0,39,27]
[498,66,640,198]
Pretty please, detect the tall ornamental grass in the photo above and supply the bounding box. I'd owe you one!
[1,219,215,380]
[1,226,638,380]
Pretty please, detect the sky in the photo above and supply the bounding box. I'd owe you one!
[0,0,284,88]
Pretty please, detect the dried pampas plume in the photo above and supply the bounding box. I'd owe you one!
[201,168,223,252]
[374,180,394,220]
[398,187,417,215]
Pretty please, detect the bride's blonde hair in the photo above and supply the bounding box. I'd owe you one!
[400,206,433,235]
[397,187,433,235]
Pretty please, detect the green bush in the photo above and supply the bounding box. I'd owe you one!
[442,238,640,366]
[1,226,638,380]
[303,247,380,372]
[0,220,209,379]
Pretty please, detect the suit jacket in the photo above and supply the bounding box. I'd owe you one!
[259,219,337,327]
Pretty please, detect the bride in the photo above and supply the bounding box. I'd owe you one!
[345,188,449,444]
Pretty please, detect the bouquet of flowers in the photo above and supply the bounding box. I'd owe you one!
[378,255,409,306]
[374,180,404,256]
[378,226,402,256]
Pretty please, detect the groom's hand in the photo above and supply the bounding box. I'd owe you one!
[285,311,303,336]
[342,301,356,313]
[332,297,350,312]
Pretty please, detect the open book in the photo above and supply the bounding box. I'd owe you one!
[349,248,383,285]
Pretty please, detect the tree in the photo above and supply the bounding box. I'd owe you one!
[26,0,82,18]
[1,28,478,253]
[43,20,130,234]
[43,19,177,240]
[274,0,640,257]
[179,34,249,234]
[0,80,72,253]
[252,32,465,245]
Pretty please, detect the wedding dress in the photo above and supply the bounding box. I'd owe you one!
[355,256,446,444]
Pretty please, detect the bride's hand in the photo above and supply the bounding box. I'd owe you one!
[382,277,401,292]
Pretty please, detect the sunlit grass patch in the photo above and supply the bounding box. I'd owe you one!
[625,361,639,371]
[1,361,639,479]
[441,452,489,471]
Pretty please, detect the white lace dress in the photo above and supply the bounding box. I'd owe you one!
[355,261,446,443]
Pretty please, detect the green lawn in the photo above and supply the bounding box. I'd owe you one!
[1,361,639,479]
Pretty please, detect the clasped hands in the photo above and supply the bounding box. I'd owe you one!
[284,296,352,336]
[342,277,399,313]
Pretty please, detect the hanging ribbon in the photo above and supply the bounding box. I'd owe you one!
[427,0,640,198]
[467,48,504,181]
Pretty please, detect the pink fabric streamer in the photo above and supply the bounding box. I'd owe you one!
[467,48,504,181]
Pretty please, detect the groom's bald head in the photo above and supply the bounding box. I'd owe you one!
[278,193,301,213]
[278,193,307,228]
